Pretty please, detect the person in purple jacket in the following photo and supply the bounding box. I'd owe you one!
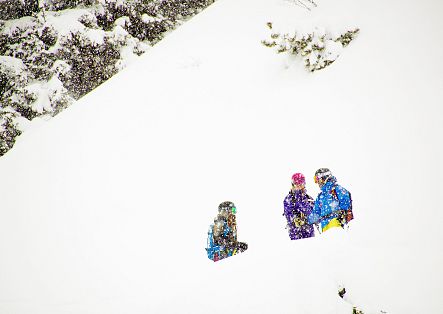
[283,173,315,240]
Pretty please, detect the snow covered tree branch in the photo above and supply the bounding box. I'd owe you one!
[284,0,317,11]
[0,0,217,156]
[262,22,359,72]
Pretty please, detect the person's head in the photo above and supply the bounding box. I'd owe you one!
[291,173,306,191]
[314,168,332,187]
[218,201,237,216]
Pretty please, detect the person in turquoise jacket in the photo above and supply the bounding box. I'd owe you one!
[308,168,353,232]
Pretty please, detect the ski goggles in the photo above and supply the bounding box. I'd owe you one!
[314,171,332,184]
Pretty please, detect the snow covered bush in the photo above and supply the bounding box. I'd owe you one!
[94,0,170,43]
[0,56,38,119]
[95,0,131,31]
[0,0,39,20]
[24,76,74,116]
[43,0,96,11]
[156,0,215,21]
[0,0,217,156]
[262,22,359,72]
[39,24,58,47]
[0,56,72,121]
[0,17,71,119]
[0,109,22,156]
[56,30,121,98]
[95,0,215,44]
[0,0,96,20]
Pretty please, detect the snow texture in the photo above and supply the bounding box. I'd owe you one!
[0,0,443,313]
[0,56,25,73]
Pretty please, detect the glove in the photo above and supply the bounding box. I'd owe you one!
[293,213,306,227]
[293,217,305,227]
[345,210,354,223]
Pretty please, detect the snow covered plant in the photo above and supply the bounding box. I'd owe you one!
[0,0,217,156]
[0,58,24,155]
[95,0,171,43]
[0,18,73,119]
[0,56,37,119]
[262,22,359,72]
[56,31,122,98]
[41,0,96,12]
[0,109,22,156]
[0,0,39,20]
[95,0,215,43]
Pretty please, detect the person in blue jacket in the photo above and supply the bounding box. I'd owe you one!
[308,168,353,232]
[206,201,248,261]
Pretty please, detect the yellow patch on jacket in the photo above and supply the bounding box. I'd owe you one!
[322,218,342,232]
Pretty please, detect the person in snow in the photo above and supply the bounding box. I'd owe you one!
[207,201,248,261]
[283,173,315,240]
[308,168,353,232]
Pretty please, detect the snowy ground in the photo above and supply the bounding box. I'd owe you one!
[0,0,442,313]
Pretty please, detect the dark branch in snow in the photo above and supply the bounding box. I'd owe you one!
[285,0,317,11]
[262,24,359,72]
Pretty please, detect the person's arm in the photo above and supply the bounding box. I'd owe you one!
[336,186,351,211]
[283,194,295,218]
[304,194,315,212]
[308,196,321,224]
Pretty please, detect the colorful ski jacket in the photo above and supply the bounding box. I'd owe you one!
[212,213,237,247]
[308,176,352,231]
[283,189,315,240]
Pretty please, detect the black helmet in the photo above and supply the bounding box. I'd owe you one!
[218,201,237,214]
[314,168,332,183]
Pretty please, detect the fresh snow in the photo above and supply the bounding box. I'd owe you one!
[44,8,92,36]
[0,55,25,73]
[0,0,442,313]
[26,76,67,113]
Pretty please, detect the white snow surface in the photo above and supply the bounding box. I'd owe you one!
[1,0,443,313]
[0,56,25,73]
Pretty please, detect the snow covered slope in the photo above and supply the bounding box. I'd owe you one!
[0,0,442,313]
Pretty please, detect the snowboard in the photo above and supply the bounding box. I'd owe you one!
[206,242,248,262]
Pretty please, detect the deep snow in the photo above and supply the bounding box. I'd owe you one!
[0,0,442,313]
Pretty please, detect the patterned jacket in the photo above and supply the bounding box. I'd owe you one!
[283,189,315,240]
[308,176,352,230]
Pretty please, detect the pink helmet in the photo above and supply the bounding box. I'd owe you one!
[291,173,305,185]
